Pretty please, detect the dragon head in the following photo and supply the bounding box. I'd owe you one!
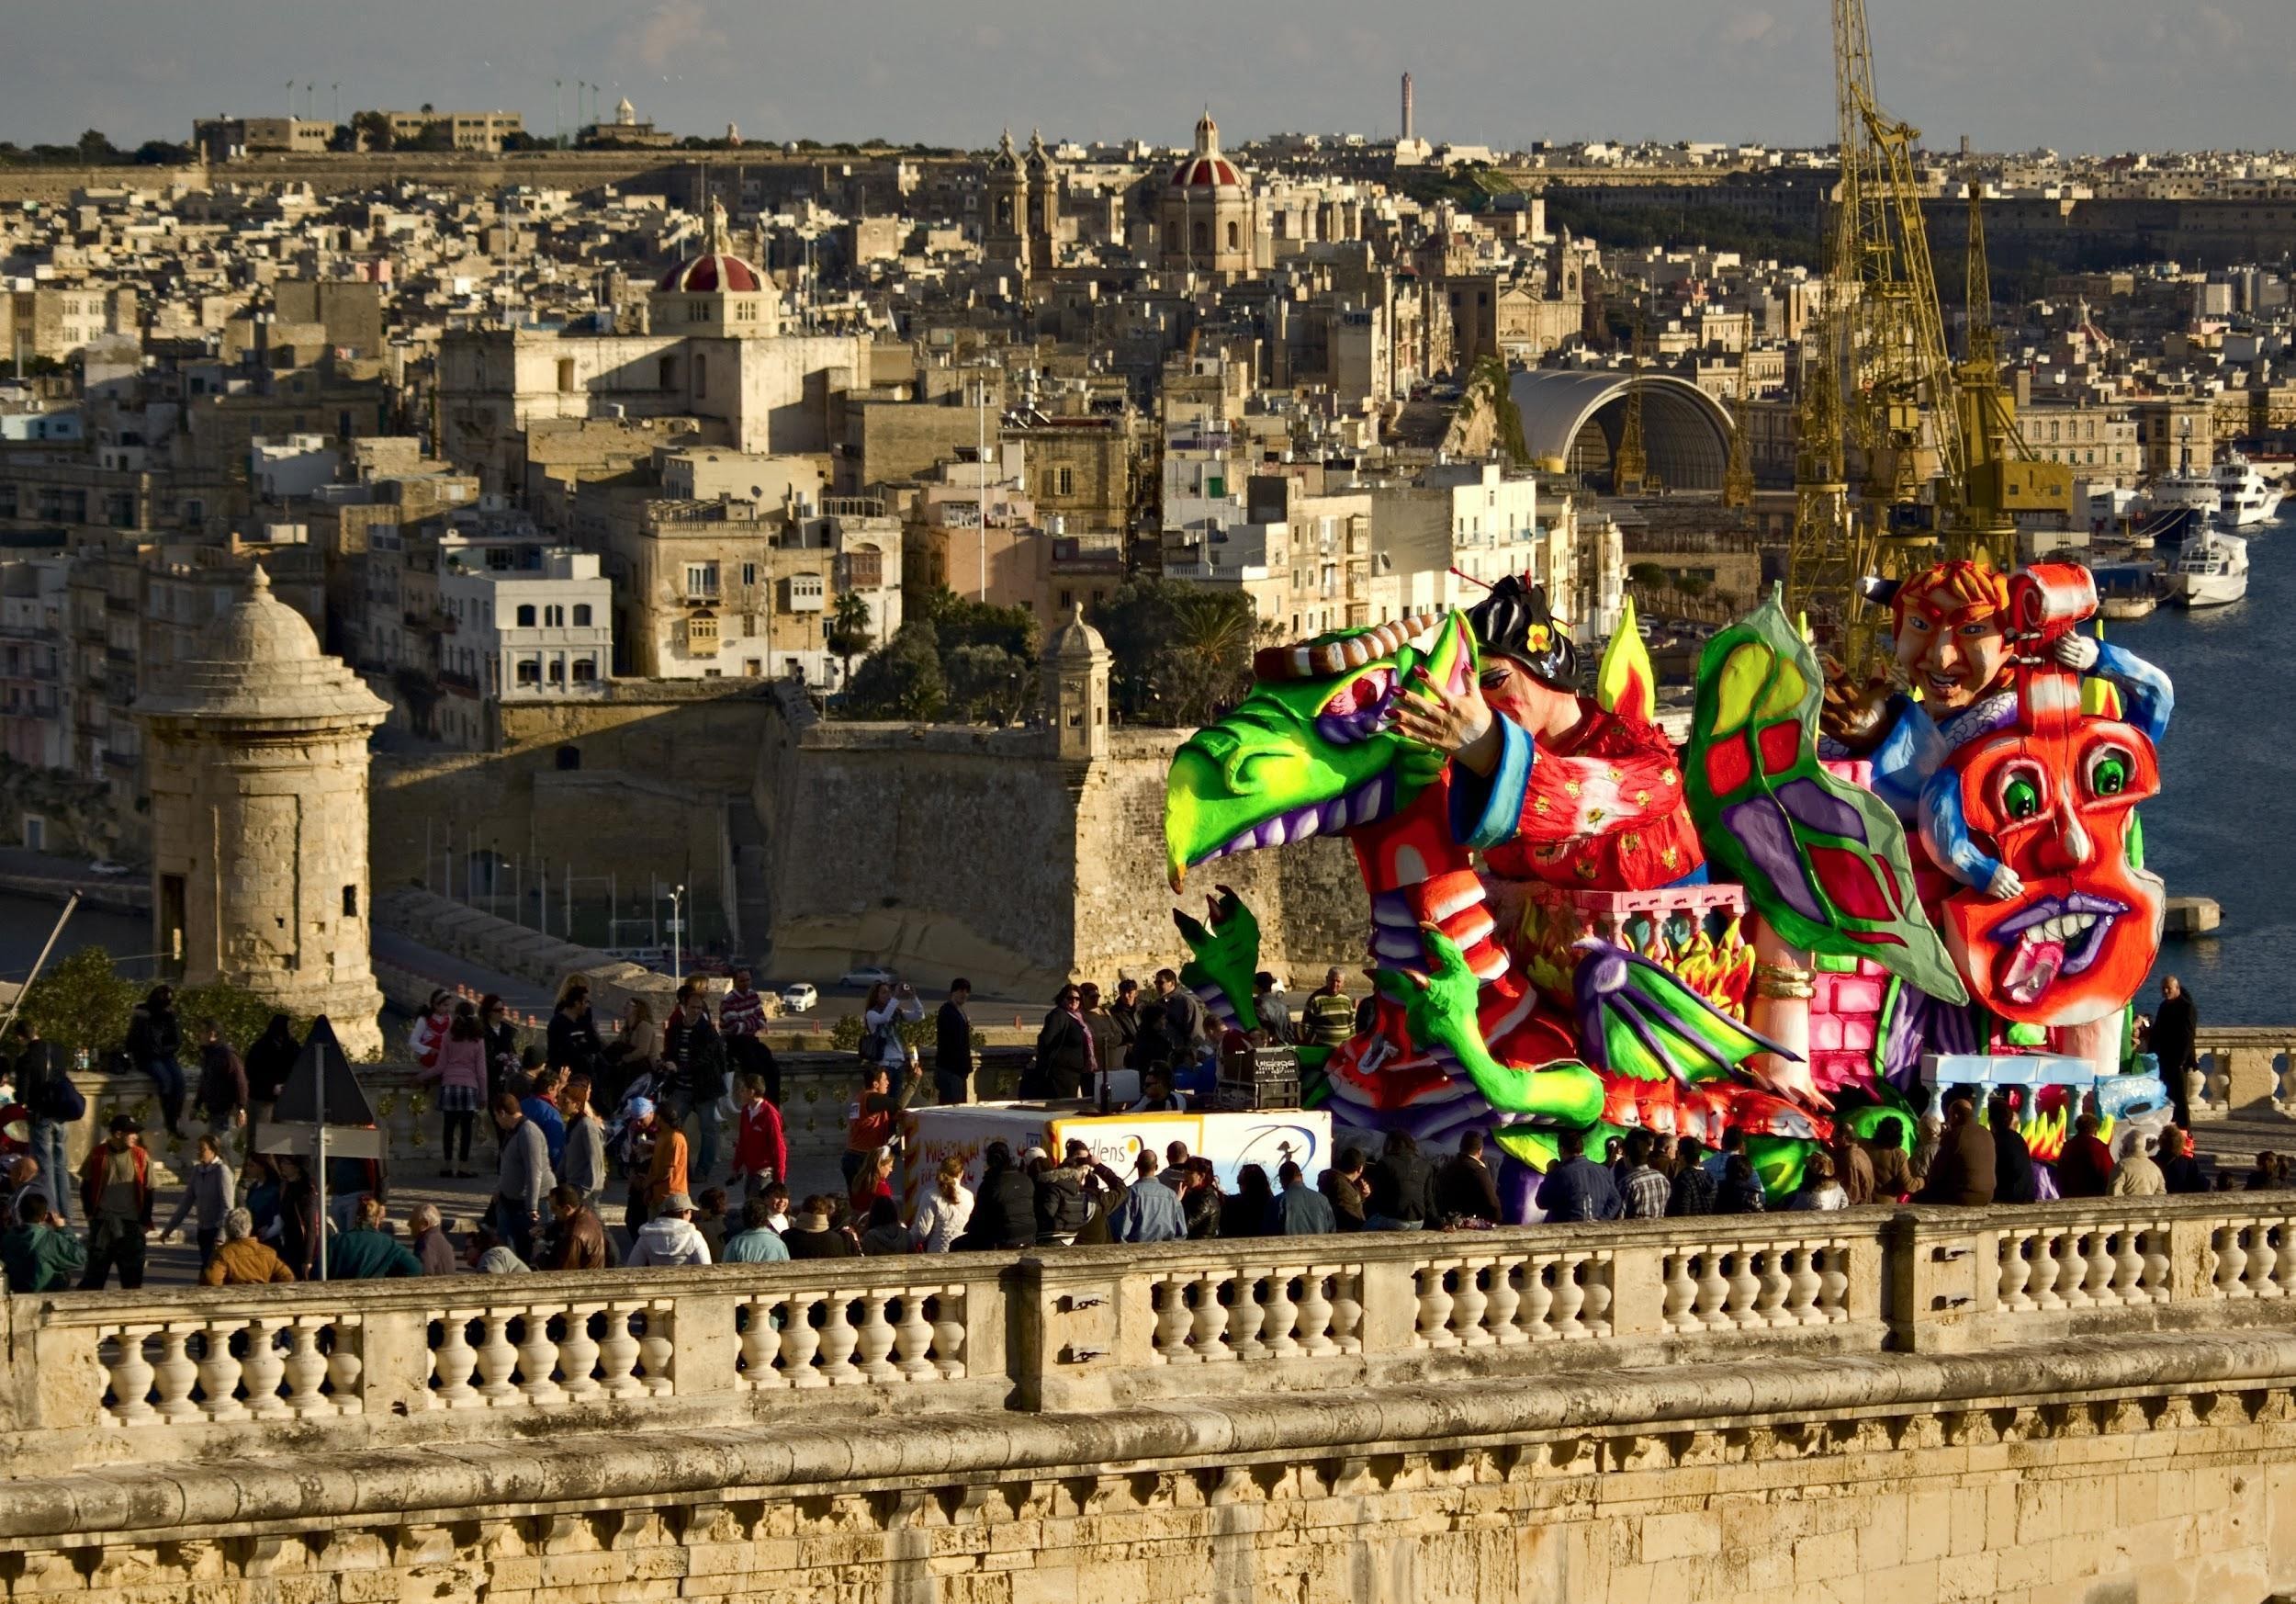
[1165,611,1474,890]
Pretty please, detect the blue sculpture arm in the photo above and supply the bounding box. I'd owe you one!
[2092,640,2173,743]
[1446,714,1535,850]
[1919,765,2004,894]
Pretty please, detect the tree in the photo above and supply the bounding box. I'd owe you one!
[351,111,393,152]
[76,129,120,164]
[131,139,193,166]
[16,946,136,1060]
[944,642,1034,725]
[825,592,875,686]
[841,622,946,719]
[1093,578,1259,727]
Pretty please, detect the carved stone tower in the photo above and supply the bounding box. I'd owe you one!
[1043,602,1110,768]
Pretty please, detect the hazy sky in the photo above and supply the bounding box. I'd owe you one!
[5,0,2295,156]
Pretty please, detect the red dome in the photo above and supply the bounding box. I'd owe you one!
[657,253,762,293]
[1170,155,1242,189]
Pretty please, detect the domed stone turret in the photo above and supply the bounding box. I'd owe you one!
[1158,107,1255,281]
[138,565,390,1056]
[651,197,778,337]
[1044,602,1110,767]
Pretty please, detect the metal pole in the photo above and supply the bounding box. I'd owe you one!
[0,892,77,1042]
[976,376,988,601]
[314,1038,329,1283]
[425,818,433,895]
[652,877,660,948]
[564,862,573,942]
[512,856,522,928]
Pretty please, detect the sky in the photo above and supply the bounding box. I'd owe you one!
[5,0,2296,157]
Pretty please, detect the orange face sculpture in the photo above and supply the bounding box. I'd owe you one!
[1936,571,2165,1027]
[1892,560,2011,717]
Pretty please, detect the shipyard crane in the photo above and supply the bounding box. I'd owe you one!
[1614,319,1653,495]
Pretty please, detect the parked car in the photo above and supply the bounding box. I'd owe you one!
[87,860,129,876]
[780,982,819,1013]
[837,966,897,989]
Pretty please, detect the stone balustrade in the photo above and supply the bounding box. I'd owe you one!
[14,1192,2296,1483]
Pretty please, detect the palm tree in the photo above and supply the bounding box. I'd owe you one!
[826,592,874,689]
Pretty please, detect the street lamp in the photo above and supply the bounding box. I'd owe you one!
[669,883,686,984]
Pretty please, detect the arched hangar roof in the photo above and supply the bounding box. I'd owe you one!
[1507,369,1736,491]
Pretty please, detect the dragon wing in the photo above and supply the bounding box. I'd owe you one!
[1571,938,1798,1086]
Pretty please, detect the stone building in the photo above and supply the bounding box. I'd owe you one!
[138,567,389,1056]
[1159,111,1255,281]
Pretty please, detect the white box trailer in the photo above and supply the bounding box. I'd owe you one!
[899,1101,1334,1211]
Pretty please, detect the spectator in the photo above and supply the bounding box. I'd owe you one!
[1865,1117,1916,1203]
[1069,1146,1130,1246]
[1225,1163,1277,1237]
[1320,1147,1371,1231]
[546,979,602,1078]
[540,1183,611,1271]
[858,980,925,1111]
[843,1056,921,1188]
[407,1203,458,1276]
[161,1133,236,1271]
[1275,1159,1335,1235]
[191,1018,249,1137]
[859,1196,910,1255]
[934,980,974,1106]
[1618,1129,1671,1220]
[2,1193,85,1292]
[1787,1151,1849,1211]
[11,1020,77,1229]
[492,1090,553,1262]
[2110,1134,2167,1198]
[783,1194,860,1259]
[1033,984,1096,1100]
[521,1065,569,1173]
[1436,1130,1505,1225]
[477,995,521,1113]
[1251,972,1293,1045]
[910,1155,976,1252]
[1032,1144,1090,1244]
[126,984,186,1137]
[242,1013,298,1143]
[1535,1128,1624,1222]
[1131,1068,1187,1113]
[408,988,453,1070]
[77,1113,154,1289]
[850,1146,897,1222]
[645,1096,692,1214]
[602,997,658,1108]
[627,1191,713,1266]
[0,1155,42,1226]
[1829,1129,1875,1206]
[558,1075,609,1213]
[1078,984,1125,1102]
[1667,1137,1717,1215]
[727,1076,787,1200]
[760,1181,793,1233]
[2159,1126,2208,1194]
[954,1141,1035,1251]
[199,1206,292,1285]
[276,1154,322,1282]
[723,1194,792,1262]
[478,1247,530,1275]
[693,1187,731,1262]
[2056,1113,2117,1198]
[1109,1150,1187,1242]
[1181,1158,1224,1239]
[1703,1127,1747,1180]
[1108,977,1143,1065]
[1911,1113,1945,1183]
[1716,1154,1768,1214]
[1144,969,1207,1069]
[2151,976,2198,1128]
[618,1096,664,1234]
[1988,1094,2039,1204]
[1604,1136,1626,1177]
[660,982,729,1183]
[719,966,780,1106]
[1366,1130,1439,1230]
[1301,968,1357,1049]
[2246,1150,2282,1192]
[1917,1096,1997,1206]
[420,1006,490,1178]
[329,1196,422,1279]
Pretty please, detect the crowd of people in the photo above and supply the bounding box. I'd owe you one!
[0,966,2245,1294]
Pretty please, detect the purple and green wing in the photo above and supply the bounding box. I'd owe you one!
[1685,593,1968,1005]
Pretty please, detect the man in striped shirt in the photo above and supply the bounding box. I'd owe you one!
[719,967,780,1104]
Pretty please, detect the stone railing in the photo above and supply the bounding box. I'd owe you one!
[2191,1025,2296,1115]
[17,1193,2296,1479]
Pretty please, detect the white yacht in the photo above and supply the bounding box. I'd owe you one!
[2216,452,2286,527]
[2167,516,2250,608]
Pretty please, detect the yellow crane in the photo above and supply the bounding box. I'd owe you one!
[1614,320,1652,495]
[1723,389,1756,511]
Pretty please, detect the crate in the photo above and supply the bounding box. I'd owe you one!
[1216,1043,1301,1111]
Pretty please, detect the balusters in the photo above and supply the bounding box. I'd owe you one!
[325,1322,364,1410]
[2214,1225,2252,1298]
[1447,1258,1492,1348]
[1294,1270,1337,1358]
[1414,1261,1458,1350]
[282,1317,334,1417]
[103,1325,159,1425]
[1548,1254,1589,1339]
[1153,1277,1195,1361]
[892,1292,939,1381]
[150,1326,202,1423]
[1784,1246,1822,1324]
[196,1319,248,1422]
[2110,1230,2145,1305]
[517,1306,566,1406]
[2081,1231,2121,1307]
[1816,1242,1849,1321]
[1225,1271,1268,1360]
[598,1302,650,1398]
[1660,1252,1699,1332]
[1752,1248,1792,1327]
[2026,1231,2065,1310]
[1260,1270,1300,1359]
[1327,1270,1365,1354]
[1692,1250,1729,1331]
[813,1295,862,1385]
[558,1305,602,1402]
[853,1293,900,1383]
[1519,1253,1558,1339]
[2245,1226,2281,1298]
[930,1287,969,1378]
[1190,1271,1232,1360]
[634,1302,675,1394]
[1998,1231,2035,1311]
[1483,1257,1524,1345]
[2276,1224,2296,1299]
[775,1295,827,1388]
[1577,1255,1613,1337]
[2143,1227,2174,1302]
[473,1310,523,1405]
[1726,1249,1763,1328]
[242,1316,290,1419]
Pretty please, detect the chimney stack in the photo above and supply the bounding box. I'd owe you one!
[1401,72,1415,142]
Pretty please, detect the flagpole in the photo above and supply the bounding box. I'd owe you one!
[315,1021,329,1282]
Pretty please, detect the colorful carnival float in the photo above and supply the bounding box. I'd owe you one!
[1162,559,2176,1215]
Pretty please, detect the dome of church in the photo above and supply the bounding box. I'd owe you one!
[657,251,762,294]
[1170,109,1244,190]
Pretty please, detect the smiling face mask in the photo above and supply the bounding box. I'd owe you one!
[1891,560,2011,717]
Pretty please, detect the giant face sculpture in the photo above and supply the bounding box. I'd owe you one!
[1892,560,2010,717]
[1938,572,2164,1027]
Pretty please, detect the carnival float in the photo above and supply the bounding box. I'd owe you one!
[1162,559,2176,1215]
